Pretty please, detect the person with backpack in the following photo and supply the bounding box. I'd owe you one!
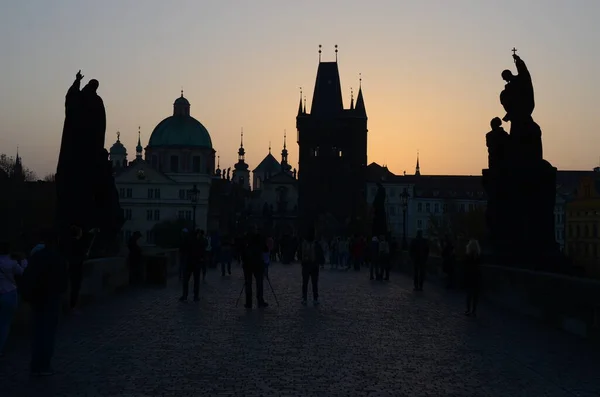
[21,228,68,376]
[0,241,27,357]
[301,226,321,306]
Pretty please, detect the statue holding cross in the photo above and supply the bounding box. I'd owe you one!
[498,49,542,162]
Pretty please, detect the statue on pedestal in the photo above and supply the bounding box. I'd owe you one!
[483,50,559,267]
[486,117,510,169]
[56,71,123,257]
[499,50,543,163]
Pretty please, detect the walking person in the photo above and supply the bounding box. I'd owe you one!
[20,229,68,376]
[409,231,429,291]
[368,236,380,280]
[180,230,205,301]
[301,227,321,306]
[0,241,27,357]
[195,230,208,281]
[242,226,268,309]
[464,239,483,317]
[378,235,391,281]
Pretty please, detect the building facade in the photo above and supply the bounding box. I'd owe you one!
[111,92,215,244]
[565,175,600,278]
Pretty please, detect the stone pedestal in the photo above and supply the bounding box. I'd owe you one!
[483,159,559,268]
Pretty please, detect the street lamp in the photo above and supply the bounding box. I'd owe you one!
[401,188,410,250]
[188,184,200,232]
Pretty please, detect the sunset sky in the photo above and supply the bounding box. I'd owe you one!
[1,0,599,178]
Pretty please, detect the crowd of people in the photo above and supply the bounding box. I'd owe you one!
[0,224,483,377]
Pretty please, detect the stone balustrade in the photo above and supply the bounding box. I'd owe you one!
[8,248,180,342]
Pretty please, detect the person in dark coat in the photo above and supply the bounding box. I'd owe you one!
[242,226,268,309]
[409,231,429,291]
[22,229,68,376]
[464,239,483,317]
[180,230,206,302]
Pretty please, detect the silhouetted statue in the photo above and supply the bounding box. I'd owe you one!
[486,117,510,168]
[500,54,535,123]
[227,168,231,181]
[292,168,297,179]
[499,53,542,163]
[56,71,123,256]
[483,51,559,269]
[371,183,388,237]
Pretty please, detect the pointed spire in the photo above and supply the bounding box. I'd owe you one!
[350,87,354,110]
[181,88,184,97]
[268,141,271,154]
[116,131,121,142]
[297,87,303,116]
[136,126,143,160]
[281,129,291,173]
[303,95,307,113]
[354,73,366,116]
[415,151,421,176]
[318,44,322,62]
[335,44,338,62]
[237,127,246,164]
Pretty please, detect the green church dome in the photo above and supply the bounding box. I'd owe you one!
[147,93,213,149]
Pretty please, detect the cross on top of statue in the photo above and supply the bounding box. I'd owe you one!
[511,47,518,56]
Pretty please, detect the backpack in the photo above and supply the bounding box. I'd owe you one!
[302,240,316,263]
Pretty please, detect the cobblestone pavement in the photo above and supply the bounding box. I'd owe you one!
[2,264,600,396]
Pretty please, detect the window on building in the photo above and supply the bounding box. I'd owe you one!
[179,189,185,199]
[338,149,343,157]
[146,230,154,244]
[434,203,439,213]
[192,156,201,173]
[170,155,179,173]
[125,230,131,242]
[443,203,448,213]
[585,225,590,237]
[154,188,160,199]
[577,225,581,237]
[124,209,132,220]
[154,210,160,221]
[185,210,192,220]
[147,210,153,220]
[460,204,465,212]
[594,224,598,238]
[313,147,319,157]
[569,225,573,237]
[417,203,422,213]
[469,203,474,212]
[390,188,396,197]
[126,188,132,198]
[147,188,153,199]
[178,211,185,219]
[426,203,430,212]
[389,206,396,216]
[417,219,423,229]
[119,188,125,198]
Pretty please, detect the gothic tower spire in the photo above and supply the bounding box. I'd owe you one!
[415,151,421,176]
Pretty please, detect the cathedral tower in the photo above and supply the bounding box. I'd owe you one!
[296,48,368,233]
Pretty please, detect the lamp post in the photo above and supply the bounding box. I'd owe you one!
[188,184,200,232]
[401,188,410,250]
